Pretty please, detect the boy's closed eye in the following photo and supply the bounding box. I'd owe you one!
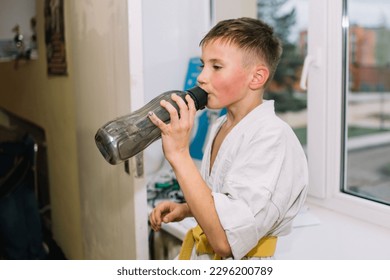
[198,63,222,70]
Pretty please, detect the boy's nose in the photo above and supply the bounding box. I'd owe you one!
[197,69,206,86]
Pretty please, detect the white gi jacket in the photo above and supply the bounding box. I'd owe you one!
[192,100,308,260]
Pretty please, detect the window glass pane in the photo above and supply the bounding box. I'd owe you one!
[344,0,390,205]
[257,0,308,147]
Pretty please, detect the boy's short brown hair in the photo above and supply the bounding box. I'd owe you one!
[200,17,282,88]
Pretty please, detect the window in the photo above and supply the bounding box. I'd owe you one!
[343,0,390,206]
[303,0,390,229]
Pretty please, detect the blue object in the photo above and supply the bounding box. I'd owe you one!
[183,57,203,90]
[184,57,226,160]
[0,135,47,259]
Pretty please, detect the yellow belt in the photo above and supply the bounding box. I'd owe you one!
[178,224,277,260]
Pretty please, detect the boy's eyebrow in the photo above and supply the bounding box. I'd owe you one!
[200,58,223,64]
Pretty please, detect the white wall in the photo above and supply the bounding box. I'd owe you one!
[141,0,210,100]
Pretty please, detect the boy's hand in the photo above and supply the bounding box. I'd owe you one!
[148,93,196,163]
[149,201,190,232]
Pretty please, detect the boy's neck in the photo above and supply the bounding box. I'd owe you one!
[225,95,263,126]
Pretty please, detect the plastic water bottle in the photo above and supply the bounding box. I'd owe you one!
[95,86,208,165]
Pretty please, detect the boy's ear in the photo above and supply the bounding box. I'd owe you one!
[249,66,269,90]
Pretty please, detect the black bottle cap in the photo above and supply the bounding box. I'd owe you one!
[186,86,208,110]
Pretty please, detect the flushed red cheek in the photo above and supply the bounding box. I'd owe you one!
[212,75,246,105]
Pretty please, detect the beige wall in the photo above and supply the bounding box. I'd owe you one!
[0,0,140,259]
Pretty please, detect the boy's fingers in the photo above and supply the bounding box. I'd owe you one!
[185,94,196,125]
[162,212,173,223]
[172,93,189,120]
[161,98,180,123]
[148,111,169,134]
[185,94,196,112]
[149,208,162,231]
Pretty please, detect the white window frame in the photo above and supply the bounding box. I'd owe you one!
[306,0,390,229]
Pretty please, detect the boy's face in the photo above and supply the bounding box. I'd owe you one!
[198,38,255,110]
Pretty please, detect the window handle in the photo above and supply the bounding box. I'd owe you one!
[299,49,321,90]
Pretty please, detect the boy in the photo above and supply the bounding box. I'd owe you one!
[148,17,308,260]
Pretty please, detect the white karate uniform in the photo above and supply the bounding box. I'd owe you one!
[190,100,308,260]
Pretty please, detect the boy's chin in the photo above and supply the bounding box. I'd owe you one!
[205,102,224,110]
[206,105,222,110]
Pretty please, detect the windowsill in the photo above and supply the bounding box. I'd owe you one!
[0,57,14,62]
[0,52,38,63]
[276,202,390,259]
